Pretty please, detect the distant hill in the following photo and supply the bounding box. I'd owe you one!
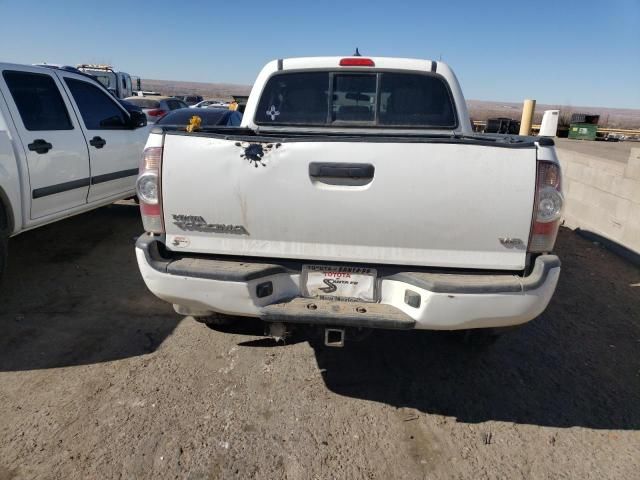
[140,78,251,100]
[141,78,640,129]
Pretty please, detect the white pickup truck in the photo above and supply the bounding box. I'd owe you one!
[0,63,149,277]
[135,56,563,346]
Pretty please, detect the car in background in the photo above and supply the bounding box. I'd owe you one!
[132,90,162,97]
[191,99,230,109]
[176,95,203,106]
[118,98,143,114]
[0,61,149,278]
[156,107,242,128]
[123,96,188,123]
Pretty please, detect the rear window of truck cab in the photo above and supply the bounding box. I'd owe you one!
[255,71,457,129]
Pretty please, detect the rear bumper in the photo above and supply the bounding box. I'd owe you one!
[135,235,560,330]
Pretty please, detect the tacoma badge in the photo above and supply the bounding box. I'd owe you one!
[499,237,525,249]
[172,215,249,235]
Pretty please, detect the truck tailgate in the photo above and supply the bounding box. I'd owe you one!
[161,134,537,270]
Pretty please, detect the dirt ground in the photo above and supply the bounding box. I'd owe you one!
[1,202,639,480]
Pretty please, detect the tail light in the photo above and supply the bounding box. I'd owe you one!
[137,147,164,233]
[147,109,167,117]
[529,161,563,252]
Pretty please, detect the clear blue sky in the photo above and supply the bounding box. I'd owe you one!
[1,0,639,108]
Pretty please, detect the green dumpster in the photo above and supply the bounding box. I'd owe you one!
[568,123,598,140]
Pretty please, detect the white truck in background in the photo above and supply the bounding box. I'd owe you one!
[0,62,150,277]
[135,56,563,346]
[76,64,137,99]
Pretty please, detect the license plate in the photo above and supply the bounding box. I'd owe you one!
[302,265,377,302]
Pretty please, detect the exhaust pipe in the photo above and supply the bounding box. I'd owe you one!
[324,328,345,348]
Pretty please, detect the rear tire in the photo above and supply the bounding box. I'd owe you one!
[455,327,517,348]
[0,199,8,281]
[0,232,7,282]
[194,313,239,328]
[461,329,501,347]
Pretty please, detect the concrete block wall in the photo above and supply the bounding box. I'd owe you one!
[558,146,640,254]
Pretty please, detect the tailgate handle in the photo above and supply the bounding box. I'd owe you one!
[309,163,375,179]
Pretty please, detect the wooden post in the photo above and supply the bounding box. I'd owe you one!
[519,99,536,135]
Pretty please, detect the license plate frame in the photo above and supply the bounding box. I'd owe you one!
[301,265,378,303]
